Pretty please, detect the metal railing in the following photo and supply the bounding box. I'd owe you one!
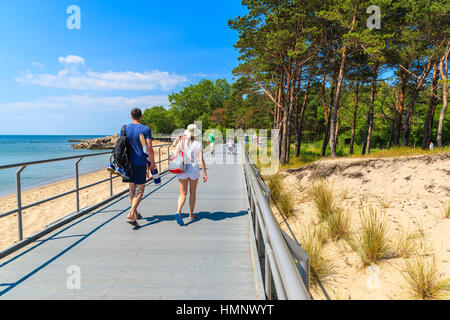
[241,144,311,300]
[0,143,172,243]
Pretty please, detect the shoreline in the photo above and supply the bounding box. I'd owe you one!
[0,144,173,251]
[0,167,110,199]
[0,139,172,198]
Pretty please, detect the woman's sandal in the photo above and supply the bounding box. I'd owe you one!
[175,213,185,226]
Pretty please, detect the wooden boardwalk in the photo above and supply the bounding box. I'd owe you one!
[0,145,264,300]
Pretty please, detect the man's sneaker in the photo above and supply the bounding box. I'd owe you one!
[115,167,130,180]
[106,163,116,174]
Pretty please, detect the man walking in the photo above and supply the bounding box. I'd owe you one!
[122,108,156,228]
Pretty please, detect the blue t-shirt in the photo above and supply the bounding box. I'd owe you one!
[121,123,152,166]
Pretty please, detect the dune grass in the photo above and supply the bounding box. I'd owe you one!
[277,190,295,218]
[267,174,295,218]
[297,224,334,288]
[350,208,394,266]
[325,208,351,241]
[308,180,350,241]
[442,202,450,219]
[402,252,450,300]
[394,229,420,259]
[267,174,282,201]
[251,139,449,176]
[309,180,337,221]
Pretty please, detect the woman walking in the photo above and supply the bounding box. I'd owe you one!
[172,124,208,226]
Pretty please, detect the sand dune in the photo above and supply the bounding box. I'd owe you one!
[274,152,450,299]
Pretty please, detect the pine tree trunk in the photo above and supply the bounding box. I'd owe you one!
[437,44,449,148]
[335,108,341,148]
[280,73,294,165]
[350,82,360,155]
[402,59,433,146]
[293,75,302,157]
[422,63,440,149]
[294,72,312,157]
[320,72,331,156]
[329,46,348,157]
[394,69,407,146]
[364,64,380,155]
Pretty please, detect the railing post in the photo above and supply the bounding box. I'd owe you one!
[75,158,83,213]
[109,155,113,197]
[158,146,162,173]
[167,145,170,168]
[265,250,272,300]
[16,166,27,242]
[255,206,265,258]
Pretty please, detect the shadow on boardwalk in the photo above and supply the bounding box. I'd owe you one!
[139,210,248,228]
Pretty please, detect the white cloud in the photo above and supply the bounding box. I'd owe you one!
[192,72,220,78]
[32,62,44,68]
[16,56,189,91]
[0,94,170,111]
[58,55,85,66]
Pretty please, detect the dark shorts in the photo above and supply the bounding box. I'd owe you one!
[123,164,147,185]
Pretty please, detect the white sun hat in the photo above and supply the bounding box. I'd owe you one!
[184,124,202,139]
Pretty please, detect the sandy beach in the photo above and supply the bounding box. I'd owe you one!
[271,152,450,299]
[0,141,173,251]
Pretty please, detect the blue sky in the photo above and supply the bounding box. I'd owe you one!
[0,1,247,135]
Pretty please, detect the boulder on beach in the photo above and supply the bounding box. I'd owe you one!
[71,135,119,150]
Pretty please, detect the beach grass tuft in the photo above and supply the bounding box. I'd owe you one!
[297,224,334,288]
[350,208,394,266]
[442,202,450,219]
[402,252,450,300]
[325,208,351,241]
[267,174,295,218]
[309,180,337,221]
[394,229,420,259]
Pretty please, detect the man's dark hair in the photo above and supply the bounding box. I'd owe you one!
[131,108,142,120]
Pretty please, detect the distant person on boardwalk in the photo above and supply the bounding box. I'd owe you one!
[429,141,434,150]
[122,108,156,228]
[208,130,216,155]
[227,138,234,154]
[172,124,208,226]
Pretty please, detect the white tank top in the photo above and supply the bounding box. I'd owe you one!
[180,140,203,168]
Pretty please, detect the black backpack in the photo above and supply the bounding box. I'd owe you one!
[113,125,133,178]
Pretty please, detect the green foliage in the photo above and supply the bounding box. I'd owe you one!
[142,106,176,134]
[168,79,232,129]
